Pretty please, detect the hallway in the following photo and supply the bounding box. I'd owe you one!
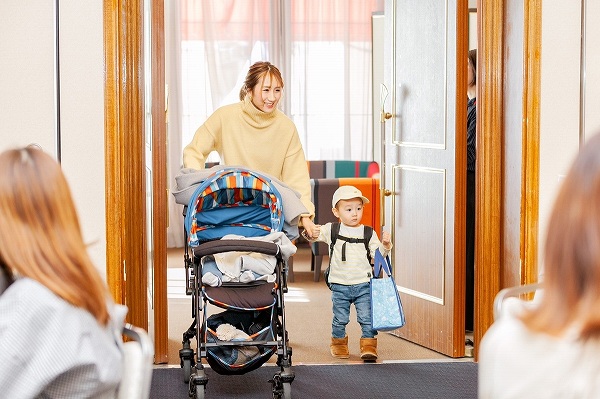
[164,243,464,365]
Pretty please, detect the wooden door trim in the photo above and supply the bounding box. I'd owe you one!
[151,0,169,364]
[475,0,504,357]
[104,0,169,363]
[103,0,149,331]
[521,0,541,286]
[475,0,542,358]
[452,0,469,358]
[104,0,124,305]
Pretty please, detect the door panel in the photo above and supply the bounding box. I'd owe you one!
[394,166,445,304]
[383,0,466,357]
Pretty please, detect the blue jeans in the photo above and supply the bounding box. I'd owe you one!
[331,282,377,339]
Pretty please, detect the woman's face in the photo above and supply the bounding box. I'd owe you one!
[467,59,475,88]
[250,73,282,113]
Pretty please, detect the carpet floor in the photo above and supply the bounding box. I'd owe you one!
[151,361,477,399]
[166,245,457,365]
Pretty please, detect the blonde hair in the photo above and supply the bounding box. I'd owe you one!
[521,132,600,339]
[239,61,284,101]
[0,146,110,325]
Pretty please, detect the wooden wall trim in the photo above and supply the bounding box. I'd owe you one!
[521,0,541,286]
[104,0,148,331]
[104,0,124,304]
[453,0,469,358]
[474,0,504,358]
[151,0,169,364]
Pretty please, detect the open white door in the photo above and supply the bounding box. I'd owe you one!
[381,0,467,357]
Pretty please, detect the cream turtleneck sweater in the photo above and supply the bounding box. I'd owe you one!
[183,96,314,217]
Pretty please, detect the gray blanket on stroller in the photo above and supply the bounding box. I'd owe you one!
[172,166,309,241]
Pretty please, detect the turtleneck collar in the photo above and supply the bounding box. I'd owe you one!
[241,95,278,128]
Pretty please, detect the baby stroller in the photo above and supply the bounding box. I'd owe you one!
[177,167,294,399]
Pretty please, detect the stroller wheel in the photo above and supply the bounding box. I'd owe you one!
[182,358,192,383]
[189,370,208,399]
[193,384,205,399]
[180,341,195,383]
[281,382,291,399]
[270,374,292,399]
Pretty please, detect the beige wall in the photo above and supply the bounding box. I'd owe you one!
[584,0,600,139]
[2,0,597,285]
[0,1,56,153]
[0,0,106,277]
[538,0,585,277]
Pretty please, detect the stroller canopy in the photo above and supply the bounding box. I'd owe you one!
[185,168,284,246]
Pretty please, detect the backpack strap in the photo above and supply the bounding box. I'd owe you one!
[329,223,374,264]
[363,226,373,264]
[328,222,341,261]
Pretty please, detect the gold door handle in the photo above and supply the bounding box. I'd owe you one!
[383,189,392,196]
[380,112,393,122]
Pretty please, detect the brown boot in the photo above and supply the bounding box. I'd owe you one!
[330,336,349,359]
[360,337,378,361]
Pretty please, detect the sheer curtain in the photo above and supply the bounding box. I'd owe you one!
[167,0,381,247]
[289,0,379,160]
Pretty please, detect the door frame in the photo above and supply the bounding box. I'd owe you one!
[474,0,541,358]
[104,0,169,363]
[102,0,541,363]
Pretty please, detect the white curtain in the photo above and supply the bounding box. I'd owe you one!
[166,0,381,248]
[288,0,379,160]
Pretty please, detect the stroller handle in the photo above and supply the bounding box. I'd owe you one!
[193,239,280,258]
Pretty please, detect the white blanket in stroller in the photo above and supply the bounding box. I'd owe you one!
[201,232,296,286]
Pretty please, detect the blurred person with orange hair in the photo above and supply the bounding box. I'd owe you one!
[479,132,600,398]
[0,146,127,398]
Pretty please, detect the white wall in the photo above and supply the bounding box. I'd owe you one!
[468,11,477,51]
[0,0,107,277]
[0,1,56,154]
[59,0,106,276]
[584,0,600,139]
[538,0,583,276]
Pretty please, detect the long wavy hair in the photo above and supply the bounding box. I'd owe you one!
[0,146,110,325]
[521,132,600,339]
[238,61,284,101]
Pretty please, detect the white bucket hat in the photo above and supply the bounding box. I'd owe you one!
[332,185,370,208]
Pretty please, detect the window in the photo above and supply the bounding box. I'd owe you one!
[178,0,380,161]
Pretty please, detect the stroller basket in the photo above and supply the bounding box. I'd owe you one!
[203,309,277,375]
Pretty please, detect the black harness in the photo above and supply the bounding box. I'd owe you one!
[324,222,373,289]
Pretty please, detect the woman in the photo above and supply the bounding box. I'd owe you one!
[0,146,127,398]
[466,48,477,334]
[183,61,317,237]
[479,132,600,398]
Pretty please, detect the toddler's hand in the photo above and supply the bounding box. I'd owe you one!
[313,224,321,238]
[302,224,321,241]
[381,231,392,249]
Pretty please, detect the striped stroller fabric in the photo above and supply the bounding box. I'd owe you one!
[185,168,284,247]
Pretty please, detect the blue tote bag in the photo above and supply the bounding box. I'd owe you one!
[370,249,406,331]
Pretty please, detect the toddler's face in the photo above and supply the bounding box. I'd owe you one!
[332,198,364,227]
